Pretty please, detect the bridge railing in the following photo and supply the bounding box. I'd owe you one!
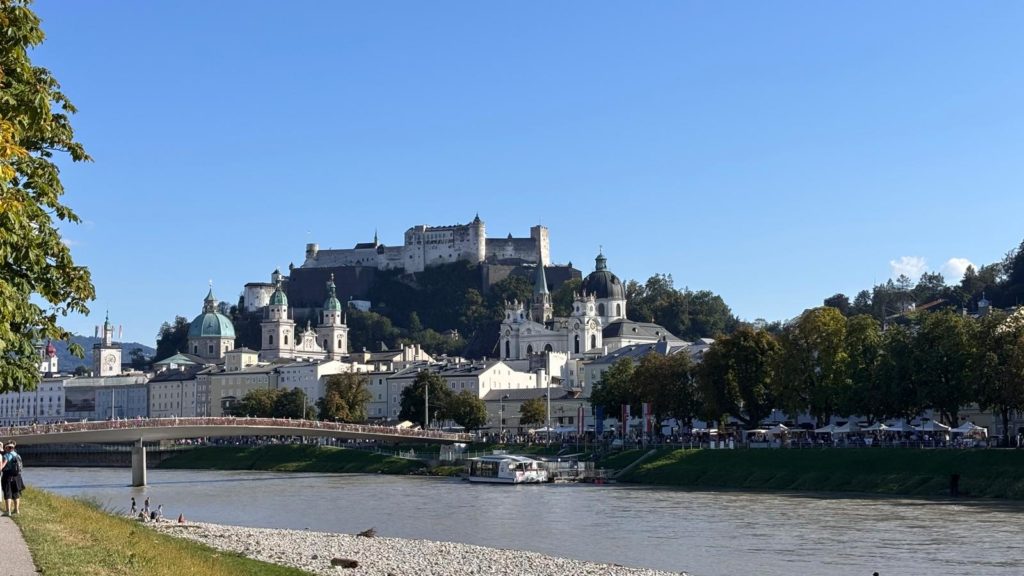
[2,417,472,443]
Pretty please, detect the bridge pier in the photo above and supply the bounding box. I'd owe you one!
[131,440,147,487]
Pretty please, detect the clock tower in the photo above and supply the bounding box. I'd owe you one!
[92,311,122,377]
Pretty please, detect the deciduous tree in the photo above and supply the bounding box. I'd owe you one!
[1,0,95,391]
[398,370,453,428]
[318,372,372,423]
[447,391,488,432]
[697,328,778,429]
[518,397,547,427]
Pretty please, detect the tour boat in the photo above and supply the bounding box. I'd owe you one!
[465,454,550,484]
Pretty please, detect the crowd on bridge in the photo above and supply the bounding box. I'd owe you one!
[1,417,472,442]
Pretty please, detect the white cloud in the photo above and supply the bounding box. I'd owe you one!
[941,257,974,282]
[889,256,927,280]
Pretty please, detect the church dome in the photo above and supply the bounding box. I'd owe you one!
[188,287,236,339]
[581,252,625,300]
[324,273,342,311]
[188,312,236,339]
[269,283,288,307]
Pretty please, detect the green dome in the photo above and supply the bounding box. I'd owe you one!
[324,273,342,311]
[269,280,288,307]
[188,312,236,339]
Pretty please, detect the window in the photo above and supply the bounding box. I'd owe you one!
[598,303,605,316]
[591,335,597,349]
[527,345,533,355]
[208,344,214,355]
[574,336,580,354]
[268,334,274,346]
[284,334,289,345]
[616,303,622,317]
[505,341,510,357]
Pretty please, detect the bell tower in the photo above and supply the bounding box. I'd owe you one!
[317,273,349,359]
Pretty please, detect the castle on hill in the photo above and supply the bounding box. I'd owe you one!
[301,214,549,273]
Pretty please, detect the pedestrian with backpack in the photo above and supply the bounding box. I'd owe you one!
[2,441,24,516]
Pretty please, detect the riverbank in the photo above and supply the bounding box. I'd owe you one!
[617,447,1024,499]
[158,445,427,474]
[150,520,685,576]
[16,489,310,576]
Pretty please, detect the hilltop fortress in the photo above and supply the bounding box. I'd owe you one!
[301,215,550,273]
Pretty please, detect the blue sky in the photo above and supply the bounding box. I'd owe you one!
[32,1,1024,345]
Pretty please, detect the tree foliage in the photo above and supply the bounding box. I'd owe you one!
[155,316,190,361]
[230,387,310,419]
[697,327,778,428]
[0,1,95,391]
[447,390,488,431]
[398,370,453,428]
[317,372,372,423]
[775,307,849,425]
[518,397,547,427]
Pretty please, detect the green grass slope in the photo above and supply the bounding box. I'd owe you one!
[618,448,1024,499]
[17,489,310,576]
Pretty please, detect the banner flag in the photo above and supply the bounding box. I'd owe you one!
[577,404,585,435]
[622,404,631,437]
[595,406,605,435]
[642,402,651,435]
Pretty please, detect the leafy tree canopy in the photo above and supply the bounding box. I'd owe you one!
[317,372,372,423]
[1,0,95,391]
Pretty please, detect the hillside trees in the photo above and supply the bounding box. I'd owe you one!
[626,274,738,340]
[155,316,191,361]
[0,0,95,391]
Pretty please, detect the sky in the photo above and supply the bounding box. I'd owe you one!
[30,1,1024,346]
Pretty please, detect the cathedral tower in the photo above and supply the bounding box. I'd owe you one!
[260,280,295,360]
[92,312,122,376]
[316,273,350,360]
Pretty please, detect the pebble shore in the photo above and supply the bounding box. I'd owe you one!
[150,521,688,576]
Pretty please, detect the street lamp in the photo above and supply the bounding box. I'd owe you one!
[499,394,509,441]
[546,389,551,447]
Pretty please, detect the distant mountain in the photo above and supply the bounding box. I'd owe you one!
[47,336,156,373]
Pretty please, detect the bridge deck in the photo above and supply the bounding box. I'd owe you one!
[4,417,472,445]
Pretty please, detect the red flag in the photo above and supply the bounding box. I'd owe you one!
[577,404,585,435]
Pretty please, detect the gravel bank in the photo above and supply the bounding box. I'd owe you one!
[150,521,688,576]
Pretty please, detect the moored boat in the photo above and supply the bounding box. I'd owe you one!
[465,454,549,484]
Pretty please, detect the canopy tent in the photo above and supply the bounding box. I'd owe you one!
[862,422,891,432]
[832,421,862,434]
[767,424,789,436]
[953,421,988,436]
[918,420,952,433]
[813,424,836,434]
[884,421,917,433]
[744,429,770,435]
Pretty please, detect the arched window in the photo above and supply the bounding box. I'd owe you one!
[505,340,510,358]
[284,334,289,345]
[338,338,343,349]
[598,303,605,316]
[268,334,274,346]
[544,344,553,353]
[591,335,597,349]
[527,344,534,355]
[616,303,622,317]
[192,345,198,354]
[574,335,580,354]
[208,344,214,355]
[323,339,329,349]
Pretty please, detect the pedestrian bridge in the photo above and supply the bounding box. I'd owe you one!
[4,417,471,486]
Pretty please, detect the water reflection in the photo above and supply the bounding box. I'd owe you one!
[27,467,1024,576]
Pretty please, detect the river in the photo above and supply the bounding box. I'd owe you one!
[27,467,1024,576]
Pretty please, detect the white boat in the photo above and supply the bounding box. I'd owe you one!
[465,454,549,484]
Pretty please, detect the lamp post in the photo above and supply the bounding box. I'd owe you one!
[499,393,509,441]
[424,379,429,430]
[546,389,551,447]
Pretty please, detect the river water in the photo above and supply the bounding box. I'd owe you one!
[27,467,1024,576]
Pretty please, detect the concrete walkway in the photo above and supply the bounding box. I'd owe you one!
[0,515,38,575]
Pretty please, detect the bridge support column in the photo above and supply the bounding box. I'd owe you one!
[131,440,147,487]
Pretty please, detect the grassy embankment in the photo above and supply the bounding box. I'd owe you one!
[613,448,1024,499]
[159,444,427,474]
[15,489,310,576]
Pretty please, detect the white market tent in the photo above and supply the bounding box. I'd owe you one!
[832,421,862,434]
[918,420,952,433]
[767,424,789,436]
[885,422,917,433]
[813,424,836,434]
[953,421,988,436]
[862,422,891,432]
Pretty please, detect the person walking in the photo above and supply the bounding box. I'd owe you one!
[130,497,137,515]
[2,441,24,516]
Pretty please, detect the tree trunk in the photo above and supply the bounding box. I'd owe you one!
[1002,408,1011,448]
